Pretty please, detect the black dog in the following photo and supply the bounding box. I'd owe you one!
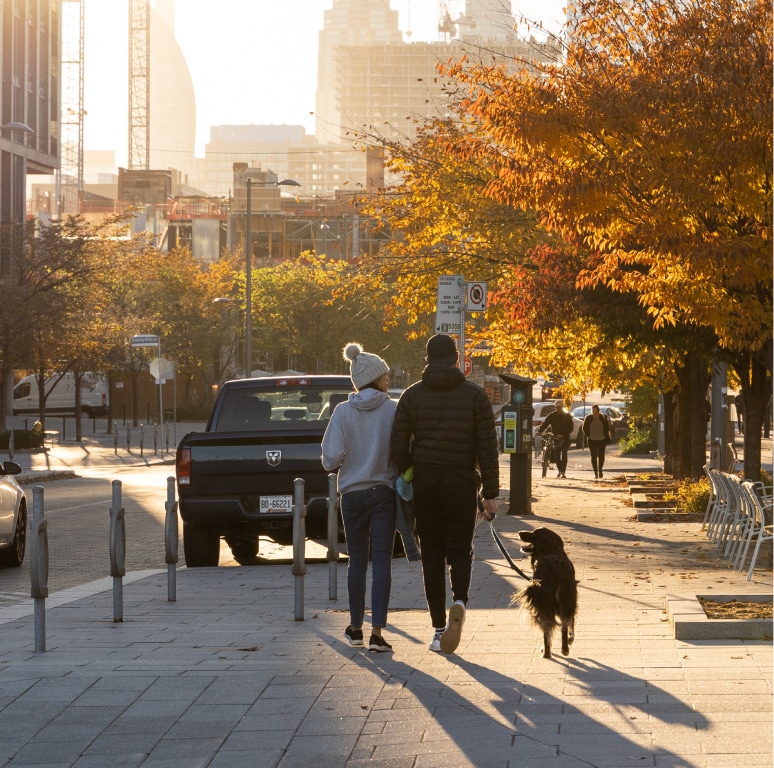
[515,527,578,659]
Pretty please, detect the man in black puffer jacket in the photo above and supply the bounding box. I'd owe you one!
[390,334,499,655]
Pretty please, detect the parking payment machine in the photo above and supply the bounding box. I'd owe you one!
[499,373,536,515]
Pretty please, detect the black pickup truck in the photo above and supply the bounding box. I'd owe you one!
[175,374,353,566]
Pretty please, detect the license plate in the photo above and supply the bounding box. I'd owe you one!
[259,495,293,514]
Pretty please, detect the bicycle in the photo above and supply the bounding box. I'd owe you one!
[539,431,564,478]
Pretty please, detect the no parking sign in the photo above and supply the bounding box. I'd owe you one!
[466,281,487,311]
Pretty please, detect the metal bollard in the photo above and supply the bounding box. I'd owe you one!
[326,473,338,601]
[30,486,49,653]
[126,426,131,452]
[139,425,144,458]
[164,477,178,602]
[292,478,306,621]
[109,480,126,622]
[113,421,118,455]
[153,427,158,456]
[8,429,14,460]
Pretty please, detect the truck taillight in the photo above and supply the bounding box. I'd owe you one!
[177,447,191,486]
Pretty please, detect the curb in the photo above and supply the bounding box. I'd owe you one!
[666,594,773,641]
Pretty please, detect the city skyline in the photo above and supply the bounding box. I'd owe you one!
[83,0,565,167]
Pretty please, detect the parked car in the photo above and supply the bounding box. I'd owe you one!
[0,461,26,567]
[570,404,629,441]
[540,378,564,401]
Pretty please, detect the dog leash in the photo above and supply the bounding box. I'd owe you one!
[477,495,531,581]
[488,521,532,581]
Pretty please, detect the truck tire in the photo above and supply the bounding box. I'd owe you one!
[183,522,220,567]
[226,534,260,564]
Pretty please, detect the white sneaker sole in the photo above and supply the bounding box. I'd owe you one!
[440,603,465,654]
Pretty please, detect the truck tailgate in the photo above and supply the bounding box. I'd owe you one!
[183,429,329,498]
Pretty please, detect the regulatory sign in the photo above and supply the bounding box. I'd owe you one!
[466,281,487,312]
[435,275,464,333]
[462,356,473,377]
[131,334,160,347]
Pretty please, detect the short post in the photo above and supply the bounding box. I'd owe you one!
[109,480,126,622]
[113,421,118,454]
[30,486,49,653]
[139,425,144,458]
[326,472,338,601]
[153,426,158,456]
[164,476,178,601]
[8,429,14,460]
[292,478,306,621]
[126,426,131,452]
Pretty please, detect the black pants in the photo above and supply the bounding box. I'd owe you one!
[589,439,607,474]
[553,436,570,473]
[413,466,478,629]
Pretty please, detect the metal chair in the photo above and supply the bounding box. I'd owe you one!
[735,481,774,581]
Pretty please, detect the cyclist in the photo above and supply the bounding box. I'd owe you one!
[537,400,574,478]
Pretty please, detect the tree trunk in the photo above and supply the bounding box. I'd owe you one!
[671,364,691,479]
[690,357,710,480]
[663,387,677,476]
[732,351,773,482]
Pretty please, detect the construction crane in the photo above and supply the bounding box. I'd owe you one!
[128,0,150,170]
[57,0,84,216]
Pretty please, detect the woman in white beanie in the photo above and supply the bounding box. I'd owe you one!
[321,343,397,652]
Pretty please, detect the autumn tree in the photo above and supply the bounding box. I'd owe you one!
[440,0,772,479]
[0,214,129,431]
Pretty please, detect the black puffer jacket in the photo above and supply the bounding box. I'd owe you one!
[390,363,500,500]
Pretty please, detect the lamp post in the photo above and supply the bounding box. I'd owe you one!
[244,176,300,378]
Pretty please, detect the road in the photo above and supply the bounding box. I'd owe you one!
[0,462,331,610]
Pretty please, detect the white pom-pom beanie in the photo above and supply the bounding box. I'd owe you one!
[343,343,389,389]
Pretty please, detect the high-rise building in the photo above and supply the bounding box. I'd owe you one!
[0,1,60,229]
[315,0,403,145]
[148,1,197,182]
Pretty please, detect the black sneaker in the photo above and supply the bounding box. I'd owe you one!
[368,634,393,653]
[344,626,363,646]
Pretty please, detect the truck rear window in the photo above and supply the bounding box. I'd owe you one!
[213,386,353,432]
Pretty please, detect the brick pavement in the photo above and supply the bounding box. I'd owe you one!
[0,431,770,767]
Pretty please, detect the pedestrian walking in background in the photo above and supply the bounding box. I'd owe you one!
[582,404,612,478]
[390,334,499,655]
[322,343,397,653]
[537,400,574,478]
[734,392,744,435]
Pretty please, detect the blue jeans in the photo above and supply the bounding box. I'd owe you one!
[341,484,397,629]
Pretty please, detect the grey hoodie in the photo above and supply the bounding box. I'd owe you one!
[321,388,398,495]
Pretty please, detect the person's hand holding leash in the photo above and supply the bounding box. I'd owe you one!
[478,497,497,522]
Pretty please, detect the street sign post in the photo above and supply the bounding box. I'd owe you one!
[434,275,464,334]
[130,334,160,348]
[130,334,166,453]
[466,281,487,312]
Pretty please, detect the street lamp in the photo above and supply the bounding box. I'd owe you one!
[244,176,301,378]
[1,121,35,224]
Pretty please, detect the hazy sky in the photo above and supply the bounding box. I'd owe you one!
[83,1,565,165]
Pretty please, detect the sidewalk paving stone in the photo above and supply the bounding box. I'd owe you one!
[0,431,770,766]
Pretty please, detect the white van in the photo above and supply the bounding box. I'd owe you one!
[13,372,109,418]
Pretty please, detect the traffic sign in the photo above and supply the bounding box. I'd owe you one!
[463,356,473,376]
[131,334,159,347]
[435,275,464,333]
[466,281,487,312]
[149,357,175,383]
